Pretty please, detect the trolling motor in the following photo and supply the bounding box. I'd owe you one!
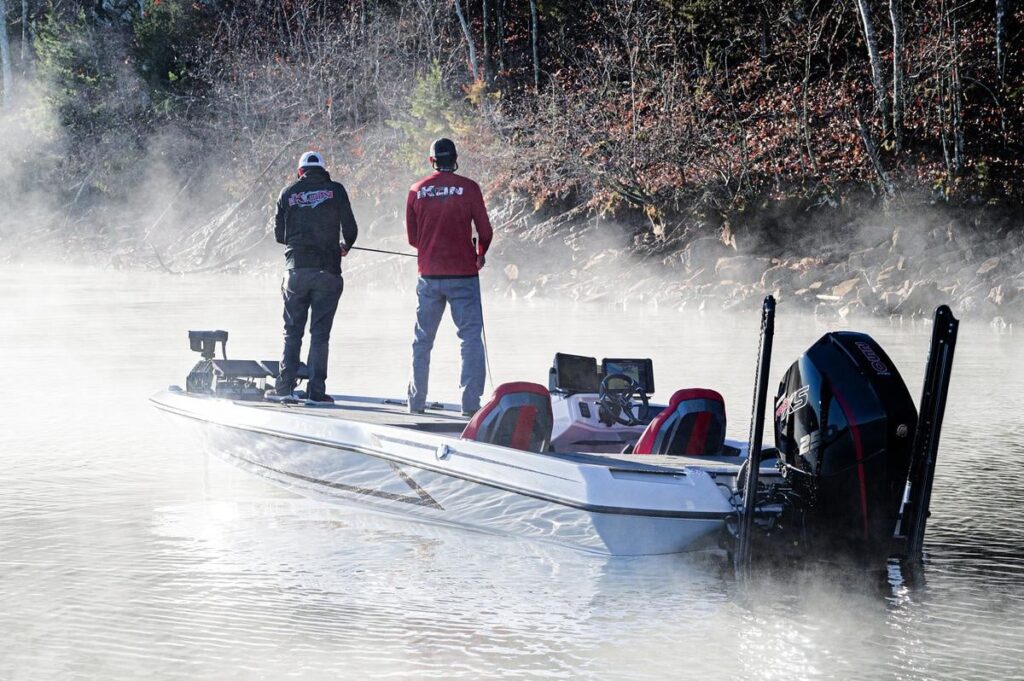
[186,330,228,394]
[734,303,959,570]
[189,329,228,361]
[185,330,270,399]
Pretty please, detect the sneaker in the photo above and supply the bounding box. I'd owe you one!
[408,407,426,415]
[308,394,335,404]
[265,389,291,400]
[461,408,479,418]
[265,389,299,404]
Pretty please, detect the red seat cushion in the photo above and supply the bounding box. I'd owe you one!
[461,382,553,452]
[633,388,726,456]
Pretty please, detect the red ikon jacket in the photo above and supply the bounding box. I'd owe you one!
[406,171,493,277]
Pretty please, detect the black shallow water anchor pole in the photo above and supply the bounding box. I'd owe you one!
[735,295,776,575]
[902,305,959,562]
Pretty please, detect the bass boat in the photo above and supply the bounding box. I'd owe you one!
[151,301,958,562]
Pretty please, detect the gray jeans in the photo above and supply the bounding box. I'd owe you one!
[408,276,486,413]
[276,268,343,399]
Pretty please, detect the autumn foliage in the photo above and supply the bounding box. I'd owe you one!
[2,0,1023,255]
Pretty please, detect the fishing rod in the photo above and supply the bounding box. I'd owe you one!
[349,246,417,258]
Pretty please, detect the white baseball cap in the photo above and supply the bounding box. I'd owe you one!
[298,151,325,168]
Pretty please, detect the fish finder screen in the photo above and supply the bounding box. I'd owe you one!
[553,353,600,393]
[601,358,655,394]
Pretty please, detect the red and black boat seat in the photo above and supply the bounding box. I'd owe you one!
[633,388,727,456]
[461,382,553,452]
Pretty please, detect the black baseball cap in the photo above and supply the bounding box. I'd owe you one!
[430,138,458,164]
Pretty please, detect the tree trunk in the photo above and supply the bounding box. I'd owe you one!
[453,0,479,80]
[802,30,819,175]
[482,0,493,85]
[856,113,894,196]
[951,14,964,173]
[0,0,12,106]
[889,0,904,153]
[996,0,1006,82]
[530,0,540,92]
[20,0,26,63]
[415,0,440,63]
[853,0,889,128]
[496,0,505,72]
[939,75,952,185]
[759,7,770,59]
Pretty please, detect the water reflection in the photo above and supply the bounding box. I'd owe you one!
[0,266,1022,680]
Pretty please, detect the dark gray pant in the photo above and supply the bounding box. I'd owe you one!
[276,268,343,399]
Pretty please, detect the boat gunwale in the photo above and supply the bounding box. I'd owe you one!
[151,393,736,521]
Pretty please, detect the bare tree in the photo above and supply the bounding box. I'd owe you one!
[530,0,540,92]
[482,0,493,85]
[0,0,12,106]
[950,10,964,172]
[856,113,895,196]
[932,0,964,185]
[453,0,479,79]
[413,0,443,64]
[801,3,831,178]
[20,0,26,62]
[853,0,889,129]
[496,0,505,73]
[995,0,1006,82]
[890,0,904,153]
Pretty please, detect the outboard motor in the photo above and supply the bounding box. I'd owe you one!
[774,332,917,557]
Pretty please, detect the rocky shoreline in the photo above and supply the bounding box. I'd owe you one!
[6,195,1022,328]
[485,198,1024,327]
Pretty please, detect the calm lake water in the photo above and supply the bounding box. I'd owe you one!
[1,265,1022,680]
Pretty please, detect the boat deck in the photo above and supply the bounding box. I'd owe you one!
[244,394,472,432]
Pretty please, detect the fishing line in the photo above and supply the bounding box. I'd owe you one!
[471,236,496,394]
[479,291,496,394]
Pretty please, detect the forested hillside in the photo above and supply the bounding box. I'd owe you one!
[1,0,1022,320]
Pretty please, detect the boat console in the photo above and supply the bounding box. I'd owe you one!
[548,353,662,453]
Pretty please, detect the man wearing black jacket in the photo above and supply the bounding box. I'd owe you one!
[271,151,358,403]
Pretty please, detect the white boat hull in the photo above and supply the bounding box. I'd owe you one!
[152,390,737,555]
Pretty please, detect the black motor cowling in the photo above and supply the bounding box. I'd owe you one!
[774,332,917,556]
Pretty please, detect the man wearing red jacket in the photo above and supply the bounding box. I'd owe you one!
[406,138,493,416]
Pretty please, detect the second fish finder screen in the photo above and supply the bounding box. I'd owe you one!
[601,358,655,394]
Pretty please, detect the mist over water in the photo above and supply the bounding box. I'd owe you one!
[1,266,1022,680]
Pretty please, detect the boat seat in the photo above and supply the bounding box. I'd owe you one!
[633,388,726,456]
[461,382,553,452]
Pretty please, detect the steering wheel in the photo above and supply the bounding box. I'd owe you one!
[597,373,650,427]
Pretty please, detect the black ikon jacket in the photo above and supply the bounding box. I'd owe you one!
[274,167,358,274]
